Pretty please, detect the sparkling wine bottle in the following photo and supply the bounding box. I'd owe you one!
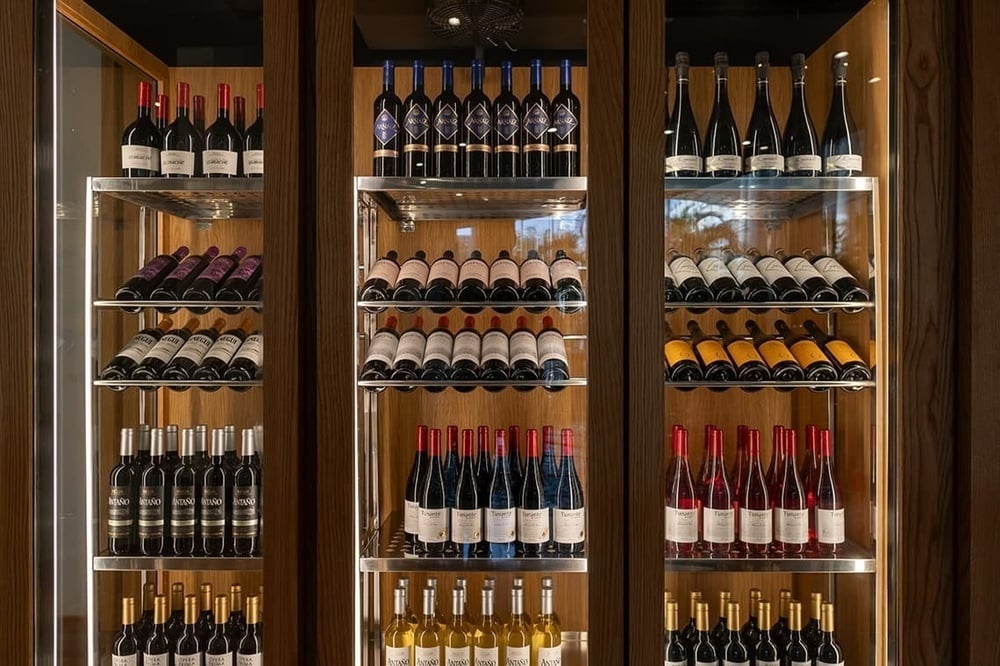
[462,59,493,177]
[743,51,785,177]
[803,249,870,308]
[663,262,684,309]
[664,51,703,177]
[551,59,581,177]
[373,60,402,176]
[774,249,838,304]
[822,54,862,176]
[402,60,431,177]
[522,59,551,177]
[418,428,448,557]
[404,426,429,555]
[667,248,713,308]
[243,83,264,177]
[485,429,516,558]
[432,60,461,177]
[695,248,741,305]
[701,429,734,553]
[203,83,243,177]
[722,249,776,310]
[494,60,521,177]
[746,248,808,310]
[359,250,399,312]
[784,53,822,177]
[738,429,772,555]
[554,428,585,555]
[704,52,742,177]
[121,80,161,177]
[665,427,698,555]
[162,82,204,177]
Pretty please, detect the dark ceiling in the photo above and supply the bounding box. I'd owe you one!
[83,0,870,68]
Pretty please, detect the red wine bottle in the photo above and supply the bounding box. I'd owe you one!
[121,80,161,177]
[108,428,139,555]
[233,95,247,136]
[216,253,263,313]
[816,603,845,665]
[373,60,402,176]
[663,321,703,384]
[361,316,399,383]
[813,429,845,554]
[783,53,822,177]
[162,318,226,384]
[390,316,425,391]
[494,60,521,177]
[738,429,771,555]
[551,59,581,177]
[420,316,452,388]
[132,317,200,381]
[486,429,516,558]
[144,596,171,663]
[401,60,431,177]
[667,249,712,308]
[774,320,838,383]
[687,320,737,384]
[419,428,448,556]
[692,602,719,665]
[743,52,785,177]
[520,249,553,314]
[173,595,202,663]
[774,249,838,303]
[116,246,190,305]
[786,601,811,665]
[452,427,484,558]
[359,250,399,312]
[230,428,260,555]
[100,318,173,382]
[139,429,168,555]
[538,316,570,389]
[193,316,253,386]
[541,426,560,519]
[507,425,525,502]
[192,95,206,136]
[431,60,461,177]
[822,54,862,176]
[722,602,751,664]
[481,315,511,390]
[150,246,219,312]
[155,94,169,137]
[775,429,809,554]
[183,246,248,313]
[522,59,551,177]
[243,83,264,177]
[203,83,243,177]
[475,425,494,504]
[746,248,808,310]
[489,250,521,313]
[510,315,541,390]
[753,600,781,665]
[554,428,585,555]
[704,52,742,177]
[680,591,703,647]
[450,315,480,390]
[717,320,770,385]
[225,585,247,644]
[134,583,156,648]
[393,250,430,313]
[170,430,198,556]
[425,250,459,312]
[551,249,586,314]
[457,250,490,314]
[194,583,214,645]
[700,429,734,553]
[111,597,139,661]
[665,52,703,177]
[461,59,493,177]
[517,429,549,556]
[199,431,228,556]
[709,590,732,651]
[746,320,804,385]
[248,277,263,313]
[403,426,429,554]
[204,595,231,661]
[223,332,263,386]
[770,590,792,653]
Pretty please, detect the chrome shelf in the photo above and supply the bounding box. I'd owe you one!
[665,300,873,312]
[664,541,875,573]
[359,378,588,390]
[94,554,262,572]
[665,380,875,391]
[94,379,262,390]
[359,512,587,573]
[356,176,587,221]
[357,299,587,311]
[90,177,263,220]
[94,299,262,311]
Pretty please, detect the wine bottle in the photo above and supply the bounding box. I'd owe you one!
[508,425,525,501]
[163,318,226,383]
[425,250,459,312]
[233,96,246,136]
[419,428,448,557]
[774,320,838,383]
[704,52,742,177]
[692,602,719,665]
[173,595,202,666]
[494,60,521,177]
[664,52,703,177]
[694,248,741,305]
[231,428,260,556]
[518,429,549,556]
[203,83,243,177]
[510,315,541,389]
[749,601,779,665]
[664,262,684,309]
[803,249,870,307]
[224,425,241,478]
[442,587,471,664]
[112,596,139,664]
[236,596,262,665]
[474,426,493,504]
[474,587,501,666]
[108,428,139,555]
[200,430,228,556]
[538,316,570,389]
[162,82,204,177]
[391,316,425,390]
[814,429,845,554]
[170,429,198,555]
[486,429,516,558]
[667,249,712,308]
[822,54,862,176]
[664,598,689,665]
[520,249,553,313]
[143,596,171,666]
[804,320,871,384]
[716,320,770,385]
[522,59,552,177]
[226,584,247,645]
[192,95,206,136]
[708,590,732,650]
[205,595,232,666]
[770,589,793,653]
[783,53,822,177]
[360,316,399,384]
[554,428,585,555]
[738,429,772,555]
[480,315,510,390]
[786,600,810,666]
[134,583,156,648]
[551,249,586,314]
[196,584,214,645]
[680,591,703,648]
[402,60,431,177]
[183,246,248,312]
[663,321,703,385]
[503,586,531,665]
[403,425,429,554]
[414,587,442,665]
[360,250,400,312]
[139,429,169,555]
[394,251,430,312]
[450,316,480,390]
[531,584,562,663]
[132,317,200,381]
[766,425,786,499]
[121,80,161,177]
[746,248,808,310]
[774,249,838,304]
[723,602,751,664]
[745,320,804,384]
[150,246,219,311]
[217,254,263,313]
[117,247,190,305]
[739,588,762,652]
[452,428,483,559]
[540,426,560,532]
[488,250,520,313]
[687,320,737,383]
[744,52,785,177]
[385,587,415,664]
[456,249,489,314]
[665,427,698,554]
[701,429,734,553]
[373,60,403,176]
[163,424,181,482]
[802,592,823,657]
[816,602,844,664]
[194,316,254,384]
[432,60,461,178]
[722,249,776,309]
[420,316,452,387]
[551,59,581,177]
[462,59,493,177]
[223,331,263,386]
[776,429,809,554]
[242,84,264,177]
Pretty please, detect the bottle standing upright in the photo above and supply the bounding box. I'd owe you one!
[120,80,161,177]
[551,59,581,177]
[243,83,264,177]
[704,52,742,177]
[432,60,461,177]
[373,60,402,176]
[743,51,784,177]
[783,53,822,176]
[493,60,521,177]
[664,52,703,177]
[521,59,552,177]
[402,59,431,177]
[203,83,243,177]
[461,59,493,177]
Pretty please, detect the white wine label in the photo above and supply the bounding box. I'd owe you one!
[143,333,188,365]
[519,259,550,287]
[553,507,585,544]
[554,103,579,140]
[200,486,226,537]
[172,333,215,365]
[517,507,550,544]
[665,660,687,666]
[206,652,234,666]
[143,655,169,666]
[755,661,780,666]
[746,154,786,173]
[404,499,420,536]
[537,331,569,366]
[107,487,132,537]
[112,655,138,666]
[698,257,734,285]
[243,150,264,175]
[786,154,822,172]
[160,150,195,176]
[509,331,538,366]
[727,256,766,286]
[175,654,201,666]
[236,654,262,666]
[664,154,703,174]
[817,508,846,544]
[137,486,164,537]
[394,331,426,366]
[705,154,742,173]
[428,259,460,285]
[481,331,509,365]
[668,257,702,284]
[790,661,812,666]
[824,154,862,173]
[451,507,482,544]
[816,661,844,666]
[233,335,264,366]
[536,644,562,666]
[116,333,161,363]
[398,259,430,286]
[203,149,239,176]
[474,646,499,666]
[703,507,735,543]
[550,258,582,284]
[776,508,809,543]
[204,333,244,363]
[424,331,453,365]
[459,260,489,285]
[739,507,773,544]
[489,258,519,285]
[415,646,442,666]
[505,645,530,665]
[385,645,412,666]
[452,332,481,365]
[419,506,449,543]
[756,257,795,285]
[170,486,196,537]
[813,257,854,283]
[366,332,399,366]
[122,145,160,171]
[231,485,259,537]
[486,507,516,542]
[367,258,400,286]
[784,257,828,285]
[665,506,698,543]
[725,661,752,666]
[445,645,471,665]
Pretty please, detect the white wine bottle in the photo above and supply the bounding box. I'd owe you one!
[501,586,531,666]
[474,587,501,666]
[384,587,414,666]
[530,584,561,665]
[442,587,471,666]
[414,587,442,666]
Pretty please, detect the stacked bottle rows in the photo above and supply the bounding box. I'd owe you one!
[121,80,264,178]
[112,581,262,665]
[361,315,571,392]
[665,424,843,556]
[664,588,843,665]
[664,319,871,388]
[664,248,868,310]
[385,576,563,665]
[404,424,584,558]
[664,51,861,177]
[115,245,263,312]
[100,317,263,388]
[107,424,262,557]
[360,248,585,314]
[374,59,581,178]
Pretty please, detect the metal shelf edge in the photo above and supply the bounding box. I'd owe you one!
[94,299,262,310]
[665,380,875,389]
[94,555,263,571]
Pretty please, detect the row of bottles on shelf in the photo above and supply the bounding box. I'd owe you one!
[665,588,842,665]
[100,317,263,388]
[665,248,869,311]
[122,80,264,178]
[665,51,861,178]
[404,425,584,559]
[361,315,571,391]
[361,248,585,314]
[666,424,843,556]
[116,245,263,312]
[113,582,261,665]
[374,59,580,178]
[385,576,563,666]
[108,424,262,557]
[665,319,871,389]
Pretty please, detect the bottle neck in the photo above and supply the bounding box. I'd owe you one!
[755,79,771,105]
[715,77,729,104]
[792,81,807,109]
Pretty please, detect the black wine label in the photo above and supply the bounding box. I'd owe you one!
[434,103,459,141]
[496,103,519,142]
[231,485,259,538]
[553,103,579,140]
[107,486,132,539]
[465,102,491,141]
[404,105,430,141]
[170,486,196,538]
[200,486,226,538]
[137,486,164,539]
[373,109,399,145]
